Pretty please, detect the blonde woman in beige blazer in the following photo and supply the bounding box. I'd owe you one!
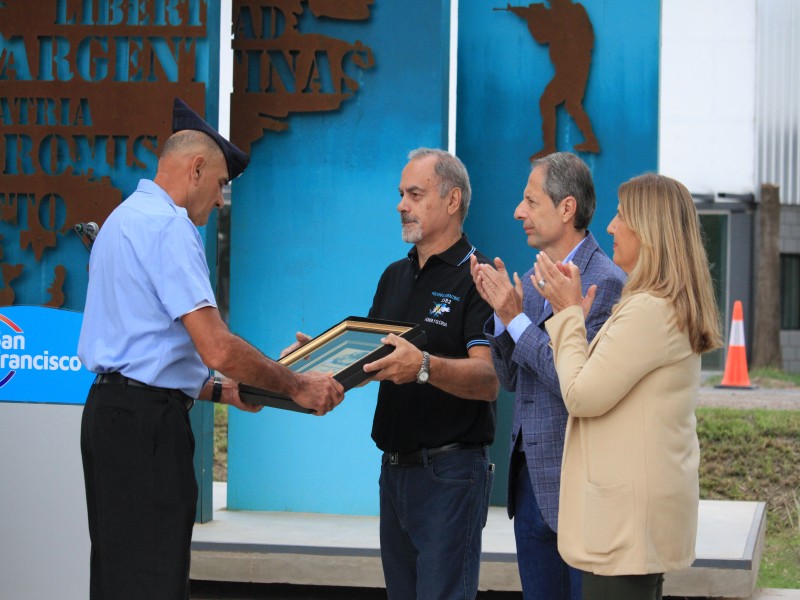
[531,173,723,600]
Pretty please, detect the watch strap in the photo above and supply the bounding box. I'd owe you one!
[416,351,430,384]
[211,377,223,403]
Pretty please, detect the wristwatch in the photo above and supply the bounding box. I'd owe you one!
[211,377,223,403]
[416,351,430,384]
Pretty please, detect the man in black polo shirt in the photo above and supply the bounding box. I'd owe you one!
[361,148,499,600]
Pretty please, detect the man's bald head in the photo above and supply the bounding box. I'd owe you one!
[160,130,224,167]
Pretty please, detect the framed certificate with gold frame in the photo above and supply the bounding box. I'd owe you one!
[240,317,427,412]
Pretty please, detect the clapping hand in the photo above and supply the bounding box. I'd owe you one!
[532,252,597,318]
[470,255,524,326]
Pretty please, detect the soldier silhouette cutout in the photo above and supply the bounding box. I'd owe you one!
[498,0,600,159]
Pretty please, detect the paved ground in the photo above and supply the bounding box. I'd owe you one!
[698,386,800,410]
[191,384,800,600]
[190,581,800,599]
[190,582,518,599]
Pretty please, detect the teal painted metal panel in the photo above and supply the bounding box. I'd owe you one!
[226,0,451,515]
[456,0,660,505]
[192,399,215,523]
[458,0,660,272]
[192,0,221,528]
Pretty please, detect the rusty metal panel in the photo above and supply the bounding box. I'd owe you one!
[0,0,219,308]
[229,0,376,151]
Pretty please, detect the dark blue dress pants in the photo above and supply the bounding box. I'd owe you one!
[512,452,582,600]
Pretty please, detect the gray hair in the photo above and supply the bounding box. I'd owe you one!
[531,152,595,230]
[161,129,221,160]
[408,148,472,223]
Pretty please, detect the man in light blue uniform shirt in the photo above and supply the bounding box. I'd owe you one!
[78,99,344,600]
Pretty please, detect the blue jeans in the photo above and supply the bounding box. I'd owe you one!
[379,447,494,600]
[513,456,581,600]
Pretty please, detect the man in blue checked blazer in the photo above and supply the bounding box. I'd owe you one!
[471,152,625,600]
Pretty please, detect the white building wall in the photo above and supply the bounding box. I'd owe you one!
[756,0,800,206]
[659,0,757,195]
[660,0,800,373]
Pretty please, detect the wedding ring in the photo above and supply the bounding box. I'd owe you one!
[537,279,546,290]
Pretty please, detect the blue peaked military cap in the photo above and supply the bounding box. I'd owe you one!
[172,98,250,181]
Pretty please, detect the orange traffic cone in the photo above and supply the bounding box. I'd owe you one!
[715,301,754,389]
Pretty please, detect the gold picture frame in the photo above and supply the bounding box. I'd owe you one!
[240,317,427,412]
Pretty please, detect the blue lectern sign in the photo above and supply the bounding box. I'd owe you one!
[0,306,93,404]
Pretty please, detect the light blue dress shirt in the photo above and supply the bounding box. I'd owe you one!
[494,237,588,342]
[78,179,216,398]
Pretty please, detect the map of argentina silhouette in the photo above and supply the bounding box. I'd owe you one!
[497,0,600,160]
[231,0,376,152]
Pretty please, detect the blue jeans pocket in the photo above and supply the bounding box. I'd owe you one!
[429,451,477,484]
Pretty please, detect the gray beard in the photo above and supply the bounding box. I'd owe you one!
[402,227,423,244]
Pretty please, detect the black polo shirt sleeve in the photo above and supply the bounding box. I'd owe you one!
[462,261,493,353]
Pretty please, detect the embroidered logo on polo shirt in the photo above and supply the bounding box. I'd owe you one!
[425,292,461,327]
[430,303,450,317]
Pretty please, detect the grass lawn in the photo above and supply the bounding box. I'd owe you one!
[697,407,800,588]
[213,402,228,482]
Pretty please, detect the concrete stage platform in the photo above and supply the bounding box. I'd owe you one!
[191,483,767,599]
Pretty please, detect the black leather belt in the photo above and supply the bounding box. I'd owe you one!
[94,372,194,411]
[383,442,486,467]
